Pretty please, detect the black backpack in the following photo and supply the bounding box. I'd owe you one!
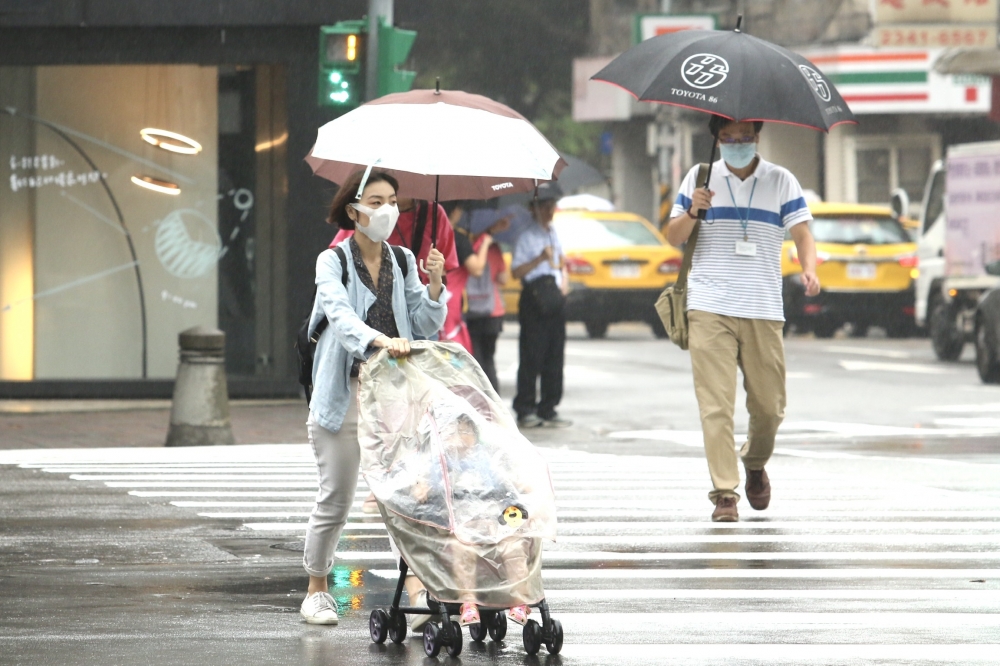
[296,244,408,404]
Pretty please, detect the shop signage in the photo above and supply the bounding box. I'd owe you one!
[633,14,716,44]
[801,46,991,114]
[875,23,997,48]
[874,0,998,25]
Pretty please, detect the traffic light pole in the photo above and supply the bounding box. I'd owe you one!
[366,0,393,101]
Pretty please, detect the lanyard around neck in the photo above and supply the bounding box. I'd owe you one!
[725,176,758,242]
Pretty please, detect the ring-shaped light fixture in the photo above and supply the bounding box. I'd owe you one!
[131,175,181,195]
[140,128,203,155]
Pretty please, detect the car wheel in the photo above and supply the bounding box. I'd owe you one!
[930,299,964,361]
[812,319,840,339]
[584,319,609,339]
[975,320,1000,384]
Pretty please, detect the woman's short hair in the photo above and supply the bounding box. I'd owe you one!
[327,169,399,230]
[709,115,764,138]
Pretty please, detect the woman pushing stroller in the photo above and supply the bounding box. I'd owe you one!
[300,168,448,625]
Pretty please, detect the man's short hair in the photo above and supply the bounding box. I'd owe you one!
[709,115,764,138]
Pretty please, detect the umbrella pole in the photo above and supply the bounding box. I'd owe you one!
[697,141,717,220]
[420,175,441,274]
[433,174,439,250]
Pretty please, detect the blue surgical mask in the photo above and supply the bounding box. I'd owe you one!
[720,142,757,169]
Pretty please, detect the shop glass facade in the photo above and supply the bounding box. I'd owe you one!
[0,64,286,382]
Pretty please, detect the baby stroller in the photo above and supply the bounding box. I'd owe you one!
[358,341,562,657]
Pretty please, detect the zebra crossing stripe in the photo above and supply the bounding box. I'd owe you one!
[367,568,1000,580]
[551,643,1000,662]
[543,589,1000,601]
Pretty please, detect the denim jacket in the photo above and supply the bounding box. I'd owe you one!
[308,240,449,433]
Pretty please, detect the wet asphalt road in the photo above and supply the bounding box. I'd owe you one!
[1,326,999,665]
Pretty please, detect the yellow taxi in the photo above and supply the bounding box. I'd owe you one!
[782,202,918,338]
[501,210,683,338]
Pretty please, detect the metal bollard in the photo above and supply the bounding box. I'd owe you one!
[165,326,235,447]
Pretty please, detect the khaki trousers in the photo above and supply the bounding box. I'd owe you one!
[688,310,786,504]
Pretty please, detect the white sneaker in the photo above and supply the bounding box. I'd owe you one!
[409,588,431,632]
[300,591,339,625]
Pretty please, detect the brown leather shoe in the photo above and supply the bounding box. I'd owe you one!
[711,496,738,522]
[745,468,771,510]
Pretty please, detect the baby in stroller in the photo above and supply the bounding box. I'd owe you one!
[425,412,535,627]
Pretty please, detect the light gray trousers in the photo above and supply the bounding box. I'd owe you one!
[303,380,360,578]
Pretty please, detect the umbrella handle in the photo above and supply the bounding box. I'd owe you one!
[419,245,436,275]
[697,141,718,221]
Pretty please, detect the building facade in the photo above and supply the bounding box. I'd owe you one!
[0,1,368,397]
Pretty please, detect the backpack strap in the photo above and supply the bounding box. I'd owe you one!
[312,246,349,341]
[333,246,349,288]
[389,245,409,279]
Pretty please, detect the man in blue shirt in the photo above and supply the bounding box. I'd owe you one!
[666,115,821,523]
[511,182,572,428]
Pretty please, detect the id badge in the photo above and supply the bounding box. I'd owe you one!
[735,240,757,257]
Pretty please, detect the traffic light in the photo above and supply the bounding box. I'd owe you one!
[319,21,366,108]
[377,21,417,97]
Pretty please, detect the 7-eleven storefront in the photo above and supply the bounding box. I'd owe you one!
[792,47,998,216]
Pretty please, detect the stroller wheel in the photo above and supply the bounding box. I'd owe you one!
[388,611,407,644]
[369,609,389,644]
[522,619,542,655]
[446,620,464,658]
[488,611,507,642]
[422,622,442,658]
[545,618,564,655]
[469,618,488,643]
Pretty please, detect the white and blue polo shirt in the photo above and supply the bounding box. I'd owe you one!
[671,157,811,322]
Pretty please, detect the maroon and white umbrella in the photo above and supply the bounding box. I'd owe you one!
[305,88,567,201]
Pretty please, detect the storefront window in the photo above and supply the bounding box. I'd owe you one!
[0,64,277,381]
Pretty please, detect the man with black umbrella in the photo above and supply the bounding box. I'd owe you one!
[666,115,821,522]
[512,181,572,429]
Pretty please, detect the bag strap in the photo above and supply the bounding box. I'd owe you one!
[675,162,709,291]
[410,201,428,259]
[430,202,439,249]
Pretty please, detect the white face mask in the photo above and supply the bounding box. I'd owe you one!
[351,203,399,243]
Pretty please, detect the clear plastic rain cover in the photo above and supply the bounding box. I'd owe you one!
[358,341,556,607]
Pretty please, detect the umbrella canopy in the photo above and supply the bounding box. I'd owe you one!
[465,205,535,246]
[592,23,856,132]
[556,153,607,193]
[306,89,567,201]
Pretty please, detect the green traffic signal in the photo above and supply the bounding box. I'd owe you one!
[326,71,354,105]
[318,21,366,108]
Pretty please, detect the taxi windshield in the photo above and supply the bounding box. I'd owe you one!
[553,217,662,251]
[808,216,910,245]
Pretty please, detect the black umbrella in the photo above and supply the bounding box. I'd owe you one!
[592,17,856,131]
[592,17,857,214]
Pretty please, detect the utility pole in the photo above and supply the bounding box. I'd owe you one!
[366,0,393,101]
